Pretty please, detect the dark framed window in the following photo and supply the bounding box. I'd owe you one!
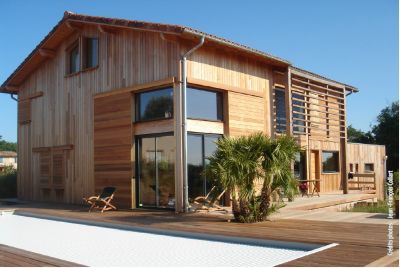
[68,43,80,74]
[364,163,374,173]
[292,93,306,133]
[294,151,306,180]
[187,87,223,121]
[136,133,175,209]
[322,151,339,173]
[83,37,98,69]
[274,88,287,133]
[187,133,221,202]
[349,163,354,172]
[136,88,173,121]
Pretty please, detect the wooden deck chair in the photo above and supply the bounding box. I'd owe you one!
[193,186,227,212]
[83,187,117,213]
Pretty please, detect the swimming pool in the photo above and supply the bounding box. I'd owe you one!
[0,212,336,266]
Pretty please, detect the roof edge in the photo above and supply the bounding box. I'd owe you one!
[290,66,358,92]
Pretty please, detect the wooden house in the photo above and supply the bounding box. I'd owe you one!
[0,12,386,211]
[0,151,18,171]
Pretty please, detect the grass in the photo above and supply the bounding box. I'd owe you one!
[341,201,389,213]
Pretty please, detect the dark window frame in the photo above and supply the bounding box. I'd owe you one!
[274,88,287,133]
[135,132,175,210]
[135,87,174,122]
[187,132,222,201]
[186,86,223,122]
[82,37,99,70]
[321,151,340,173]
[66,40,80,75]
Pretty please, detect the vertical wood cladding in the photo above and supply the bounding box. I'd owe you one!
[94,93,132,207]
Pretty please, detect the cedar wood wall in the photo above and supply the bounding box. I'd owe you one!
[15,23,383,206]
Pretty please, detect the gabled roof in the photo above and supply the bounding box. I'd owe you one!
[0,11,358,94]
[0,11,290,93]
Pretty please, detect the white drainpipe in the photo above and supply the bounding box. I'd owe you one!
[181,35,205,212]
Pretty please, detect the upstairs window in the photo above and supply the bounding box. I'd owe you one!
[322,151,339,173]
[136,88,173,121]
[68,42,80,74]
[274,88,287,133]
[83,37,99,69]
[187,87,223,121]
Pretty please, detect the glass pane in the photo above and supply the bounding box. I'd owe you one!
[156,136,175,208]
[294,151,306,179]
[138,88,173,121]
[204,135,219,192]
[138,137,156,207]
[86,38,98,68]
[187,134,203,202]
[322,151,339,173]
[69,45,80,74]
[187,87,222,121]
[275,89,286,133]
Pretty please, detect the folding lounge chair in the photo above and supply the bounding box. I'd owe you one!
[83,187,117,213]
[193,186,227,212]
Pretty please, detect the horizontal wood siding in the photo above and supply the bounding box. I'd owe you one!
[94,93,132,207]
[347,143,386,199]
[228,92,265,137]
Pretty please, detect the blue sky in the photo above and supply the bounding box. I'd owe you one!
[0,0,398,142]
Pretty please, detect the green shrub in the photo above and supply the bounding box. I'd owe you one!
[341,201,388,213]
[0,166,17,198]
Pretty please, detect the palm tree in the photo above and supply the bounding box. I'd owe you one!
[206,133,300,223]
[259,135,301,221]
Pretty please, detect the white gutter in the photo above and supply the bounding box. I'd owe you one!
[181,35,205,212]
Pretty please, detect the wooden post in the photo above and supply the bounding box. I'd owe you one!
[341,87,348,194]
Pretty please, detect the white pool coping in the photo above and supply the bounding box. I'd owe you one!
[0,211,338,267]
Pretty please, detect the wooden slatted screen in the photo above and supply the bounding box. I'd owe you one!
[94,93,132,207]
[39,151,51,187]
[18,100,31,124]
[52,150,65,188]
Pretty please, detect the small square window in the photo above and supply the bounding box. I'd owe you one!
[322,151,339,173]
[364,163,374,173]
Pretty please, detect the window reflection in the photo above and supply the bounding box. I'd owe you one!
[136,88,173,121]
[187,87,223,121]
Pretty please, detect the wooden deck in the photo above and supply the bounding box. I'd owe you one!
[0,244,81,267]
[0,202,398,267]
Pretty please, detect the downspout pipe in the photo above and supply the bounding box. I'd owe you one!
[11,94,18,101]
[181,35,205,213]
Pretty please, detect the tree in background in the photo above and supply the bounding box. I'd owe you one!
[347,125,374,144]
[348,101,399,172]
[372,101,399,172]
[0,136,17,152]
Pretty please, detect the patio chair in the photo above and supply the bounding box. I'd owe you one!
[192,186,228,212]
[83,187,117,213]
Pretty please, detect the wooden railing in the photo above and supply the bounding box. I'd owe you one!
[348,173,376,190]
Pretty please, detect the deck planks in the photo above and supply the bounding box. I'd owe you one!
[0,203,397,267]
[0,244,82,267]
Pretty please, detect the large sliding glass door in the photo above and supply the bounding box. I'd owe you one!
[187,133,221,203]
[137,134,175,208]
